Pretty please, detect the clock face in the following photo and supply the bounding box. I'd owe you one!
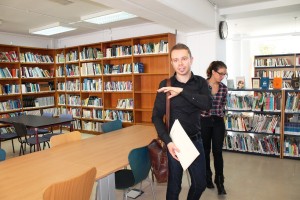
[219,21,228,40]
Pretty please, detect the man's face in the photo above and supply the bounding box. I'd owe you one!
[171,49,193,76]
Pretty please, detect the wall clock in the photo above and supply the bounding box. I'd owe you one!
[219,21,228,40]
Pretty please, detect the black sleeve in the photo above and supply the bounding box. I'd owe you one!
[151,79,172,145]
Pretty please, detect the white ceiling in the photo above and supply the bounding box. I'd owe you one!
[0,0,299,39]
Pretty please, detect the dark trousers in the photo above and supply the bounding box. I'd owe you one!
[166,138,206,200]
[201,116,225,178]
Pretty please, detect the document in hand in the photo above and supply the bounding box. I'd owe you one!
[170,119,200,170]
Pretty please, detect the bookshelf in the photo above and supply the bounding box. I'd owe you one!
[225,88,300,159]
[0,33,175,134]
[254,54,299,89]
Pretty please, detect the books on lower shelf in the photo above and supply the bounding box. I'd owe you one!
[224,133,280,155]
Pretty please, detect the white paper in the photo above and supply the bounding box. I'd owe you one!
[170,119,200,170]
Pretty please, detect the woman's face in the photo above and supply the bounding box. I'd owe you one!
[212,67,227,83]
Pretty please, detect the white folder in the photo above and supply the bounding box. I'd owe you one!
[170,119,200,170]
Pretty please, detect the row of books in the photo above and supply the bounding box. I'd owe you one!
[82,121,102,132]
[105,45,132,58]
[224,134,280,155]
[0,51,18,62]
[66,51,79,62]
[0,84,20,95]
[21,82,52,93]
[55,52,65,63]
[22,96,54,108]
[0,67,14,78]
[116,98,133,109]
[58,94,66,105]
[82,109,102,119]
[82,96,103,107]
[21,66,52,78]
[20,52,54,63]
[103,63,132,74]
[69,108,81,118]
[254,57,291,67]
[104,110,133,122]
[66,80,80,91]
[284,138,300,157]
[66,64,80,76]
[284,122,300,135]
[80,47,103,60]
[226,92,282,111]
[0,127,16,135]
[0,99,21,112]
[0,112,23,119]
[285,92,300,112]
[255,70,295,79]
[82,78,102,91]
[104,81,132,91]
[225,113,280,134]
[66,95,81,106]
[56,66,65,77]
[81,63,102,76]
[133,40,168,54]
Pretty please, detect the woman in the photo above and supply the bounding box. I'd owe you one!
[201,61,228,195]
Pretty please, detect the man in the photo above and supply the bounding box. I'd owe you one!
[152,43,212,200]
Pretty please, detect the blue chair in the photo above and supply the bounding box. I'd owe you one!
[12,122,50,155]
[101,119,122,133]
[0,128,17,153]
[27,112,54,136]
[115,146,156,200]
[0,148,6,161]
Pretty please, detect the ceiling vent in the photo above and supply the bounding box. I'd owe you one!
[49,0,74,5]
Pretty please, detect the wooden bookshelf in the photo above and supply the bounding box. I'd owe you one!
[0,33,175,134]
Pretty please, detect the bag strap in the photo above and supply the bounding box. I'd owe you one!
[166,78,171,132]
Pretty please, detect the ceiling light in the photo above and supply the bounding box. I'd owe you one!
[81,11,137,25]
[29,22,76,36]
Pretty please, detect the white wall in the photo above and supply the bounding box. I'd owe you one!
[0,31,55,48]
[56,23,176,48]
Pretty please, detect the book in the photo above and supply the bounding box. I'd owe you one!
[260,77,270,89]
[227,79,234,89]
[236,76,245,89]
[273,77,282,89]
[170,119,200,170]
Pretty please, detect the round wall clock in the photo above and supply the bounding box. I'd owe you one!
[219,21,228,40]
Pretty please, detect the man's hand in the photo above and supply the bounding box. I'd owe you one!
[157,87,183,99]
[167,142,180,161]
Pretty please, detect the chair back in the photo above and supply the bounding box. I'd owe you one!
[43,167,96,200]
[12,122,28,138]
[128,146,151,185]
[59,113,73,120]
[50,131,81,147]
[0,148,6,161]
[42,112,54,117]
[102,119,122,133]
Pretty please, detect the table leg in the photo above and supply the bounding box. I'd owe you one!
[96,173,116,200]
[35,128,40,151]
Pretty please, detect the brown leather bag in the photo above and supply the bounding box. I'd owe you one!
[148,79,171,183]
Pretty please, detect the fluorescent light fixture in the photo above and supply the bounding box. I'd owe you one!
[29,22,76,36]
[81,11,137,25]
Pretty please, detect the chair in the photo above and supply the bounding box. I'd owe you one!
[0,127,17,153]
[50,131,81,147]
[27,112,54,136]
[12,122,50,155]
[102,119,122,133]
[43,113,73,140]
[43,167,96,200]
[115,146,156,200]
[0,148,6,161]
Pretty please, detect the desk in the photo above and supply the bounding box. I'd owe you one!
[0,125,157,200]
[0,115,74,150]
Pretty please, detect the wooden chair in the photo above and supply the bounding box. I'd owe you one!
[43,167,96,200]
[50,131,81,147]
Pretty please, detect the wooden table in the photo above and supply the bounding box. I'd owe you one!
[0,115,74,150]
[0,125,157,200]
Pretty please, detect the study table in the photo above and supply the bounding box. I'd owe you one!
[0,115,74,150]
[0,125,157,200]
